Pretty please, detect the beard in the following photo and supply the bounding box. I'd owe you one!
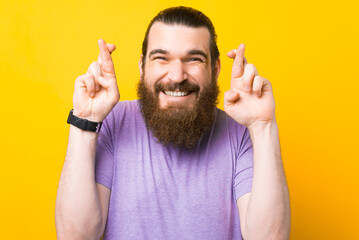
[137,75,219,149]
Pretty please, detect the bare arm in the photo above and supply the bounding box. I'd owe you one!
[225,44,290,239]
[55,127,111,240]
[55,39,119,239]
[237,122,290,239]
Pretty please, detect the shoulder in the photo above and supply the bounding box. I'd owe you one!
[104,100,140,124]
[100,100,143,137]
[212,108,250,151]
[214,108,247,136]
[109,100,139,118]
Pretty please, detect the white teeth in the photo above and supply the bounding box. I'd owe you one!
[164,91,189,97]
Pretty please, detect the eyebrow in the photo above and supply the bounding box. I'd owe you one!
[187,50,208,60]
[148,49,168,58]
[148,49,208,60]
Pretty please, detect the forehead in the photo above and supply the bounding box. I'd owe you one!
[146,22,211,56]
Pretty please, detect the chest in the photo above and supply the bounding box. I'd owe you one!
[110,138,235,215]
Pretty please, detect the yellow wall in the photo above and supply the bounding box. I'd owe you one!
[1,0,358,239]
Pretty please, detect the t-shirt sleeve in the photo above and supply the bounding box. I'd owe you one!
[95,118,114,190]
[233,127,253,201]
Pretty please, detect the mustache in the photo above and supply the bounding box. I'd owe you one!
[154,81,200,93]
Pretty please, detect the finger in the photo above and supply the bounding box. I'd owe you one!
[83,73,96,97]
[98,39,113,65]
[87,61,101,91]
[242,63,257,92]
[88,61,101,76]
[224,90,240,107]
[226,49,236,59]
[98,43,116,64]
[75,73,87,88]
[262,77,272,92]
[98,39,116,77]
[107,43,116,54]
[231,44,245,79]
[252,75,264,97]
[227,50,247,65]
[97,75,112,89]
[98,76,120,103]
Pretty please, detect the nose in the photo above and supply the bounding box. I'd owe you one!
[167,60,188,83]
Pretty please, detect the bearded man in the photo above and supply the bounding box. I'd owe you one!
[55,6,290,240]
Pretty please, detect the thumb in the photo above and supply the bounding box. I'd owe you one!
[224,90,240,107]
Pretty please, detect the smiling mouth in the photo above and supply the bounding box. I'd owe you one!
[163,91,191,97]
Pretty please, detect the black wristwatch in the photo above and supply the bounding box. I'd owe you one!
[67,109,102,133]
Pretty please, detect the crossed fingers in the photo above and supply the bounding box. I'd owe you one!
[97,39,116,65]
[227,44,265,97]
[79,39,116,97]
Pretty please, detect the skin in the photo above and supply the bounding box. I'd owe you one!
[55,40,116,240]
[55,23,290,240]
[138,22,220,109]
[225,45,291,239]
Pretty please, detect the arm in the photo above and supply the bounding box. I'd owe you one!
[55,127,111,240]
[55,39,119,240]
[237,122,290,239]
[225,44,290,240]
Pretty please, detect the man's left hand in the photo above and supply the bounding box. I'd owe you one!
[224,44,276,129]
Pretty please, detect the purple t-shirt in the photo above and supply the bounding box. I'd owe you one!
[95,100,253,240]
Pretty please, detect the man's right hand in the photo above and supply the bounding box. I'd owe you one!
[73,39,120,123]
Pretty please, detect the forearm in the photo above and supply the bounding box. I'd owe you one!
[244,121,290,240]
[55,126,103,240]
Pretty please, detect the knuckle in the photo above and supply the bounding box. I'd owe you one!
[75,74,87,84]
[89,61,98,69]
[263,77,271,84]
[245,64,255,75]
[255,75,263,83]
[246,63,254,69]
[86,72,94,79]
[75,76,82,82]
[224,90,231,97]
[250,63,258,72]
[87,61,98,74]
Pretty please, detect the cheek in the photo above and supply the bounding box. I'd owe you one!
[145,63,168,81]
[187,66,212,87]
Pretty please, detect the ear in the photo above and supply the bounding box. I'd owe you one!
[214,58,221,82]
[138,55,144,78]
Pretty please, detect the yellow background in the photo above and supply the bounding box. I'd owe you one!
[1,0,358,239]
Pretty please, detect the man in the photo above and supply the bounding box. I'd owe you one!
[55,6,290,240]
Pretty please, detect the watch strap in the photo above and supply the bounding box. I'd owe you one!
[67,109,102,133]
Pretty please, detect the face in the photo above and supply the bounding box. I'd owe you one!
[137,22,221,148]
[139,22,220,109]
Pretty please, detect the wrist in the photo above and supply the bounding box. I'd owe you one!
[73,109,103,123]
[247,120,281,159]
[69,125,99,138]
[67,110,103,133]
[247,120,278,138]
